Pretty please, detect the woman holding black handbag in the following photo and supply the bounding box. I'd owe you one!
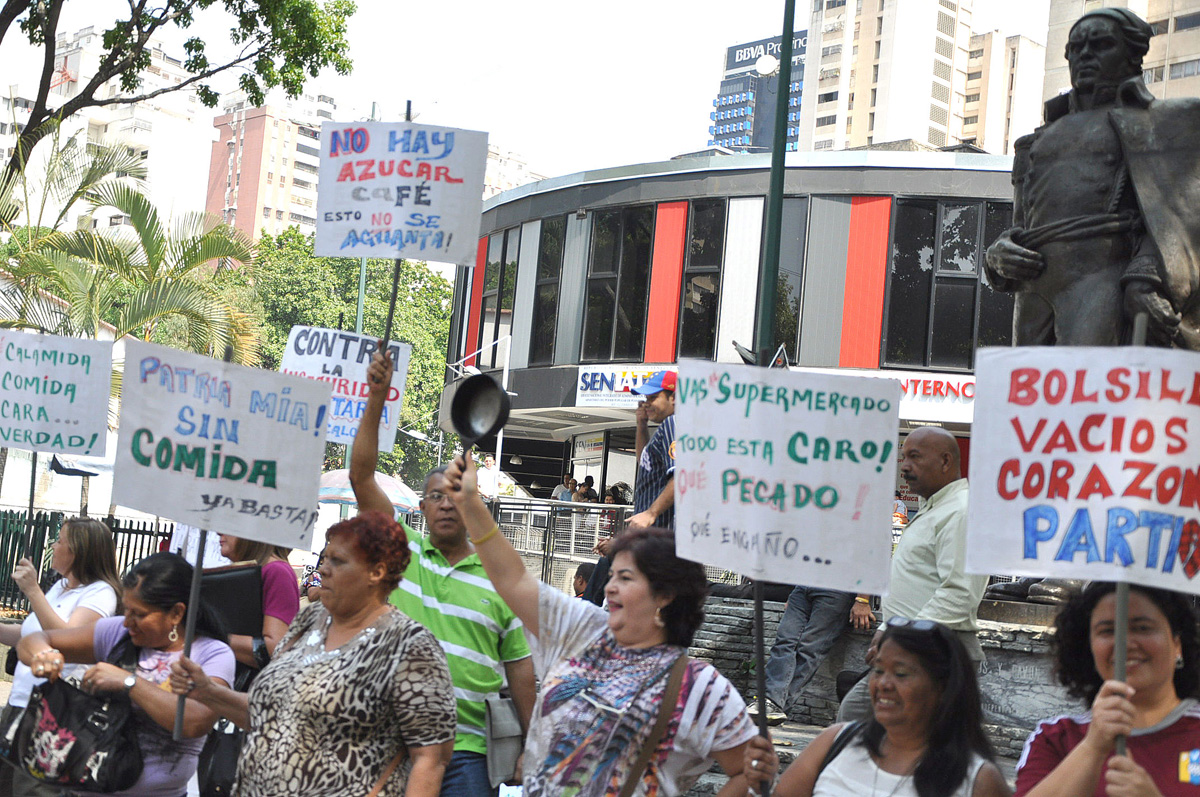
[0,517,122,797]
[18,553,234,797]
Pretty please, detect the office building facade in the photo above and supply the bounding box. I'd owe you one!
[709,33,807,152]
[963,32,1045,154]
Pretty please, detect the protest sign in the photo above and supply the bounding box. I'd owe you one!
[968,347,1200,596]
[280,326,411,449]
[0,330,111,456]
[673,360,900,593]
[113,340,331,550]
[314,121,487,264]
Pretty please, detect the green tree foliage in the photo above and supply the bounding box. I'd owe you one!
[2,0,355,176]
[255,228,453,486]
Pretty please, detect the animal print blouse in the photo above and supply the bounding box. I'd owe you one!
[233,603,456,796]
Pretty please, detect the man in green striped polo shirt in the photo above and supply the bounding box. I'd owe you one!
[352,348,536,796]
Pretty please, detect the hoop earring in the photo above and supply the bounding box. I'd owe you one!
[654,607,666,629]
[1177,655,1185,671]
[169,625,179,643]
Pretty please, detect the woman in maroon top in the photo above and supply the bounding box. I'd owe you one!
[218,535,301,670]
[1016,582,1200,797]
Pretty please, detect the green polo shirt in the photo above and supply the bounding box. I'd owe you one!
[389,522,531,754]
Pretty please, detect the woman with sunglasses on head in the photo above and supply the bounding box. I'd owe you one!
[1015,582,1200,797]
[17,552,234,797]
[744,617,1010,797]
[0,518,123,796]
[439,454,760,796]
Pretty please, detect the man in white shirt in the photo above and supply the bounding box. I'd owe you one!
[838,426,988,721]
[551,473,574,501]
[476,454,500,499]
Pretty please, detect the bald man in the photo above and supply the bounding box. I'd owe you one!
[837,427,989,722]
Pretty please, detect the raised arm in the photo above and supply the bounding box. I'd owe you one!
[351,345,396,517]
[442,455,541,637]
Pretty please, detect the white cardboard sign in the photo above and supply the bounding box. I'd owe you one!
[279,326,411,450]
[0,330,111,456]
[968,347,1200,596]
[113,340,331,550]
[314,121,487,264]
[673,360,900,593]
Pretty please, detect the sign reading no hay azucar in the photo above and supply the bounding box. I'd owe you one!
[113,340,332,550]
[314,121,487,265]
[968,346,1200,598]
[673,360,900,594]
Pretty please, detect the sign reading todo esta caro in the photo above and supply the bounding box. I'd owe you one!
[673,360,900,593]
[968,347,1200,596]
[314,121,487,264]
[0,330,111,456]
[113,340,331,550]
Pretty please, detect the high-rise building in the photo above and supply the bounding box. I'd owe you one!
[796,0,976,151]
[707,33,807,152]
[205,91,339,241]
[0,26,212,229]
[1045,0,1200,102]
[963,32,1045,154]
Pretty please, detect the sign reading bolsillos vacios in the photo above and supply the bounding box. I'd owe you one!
[314,121,487,264]
[968,347,1200,597]
[673,361,900,593]
[0,330,111,456]
[280,326,411,450]
[113,340,332,550]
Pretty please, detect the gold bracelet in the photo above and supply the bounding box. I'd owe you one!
[469,525,500,545]
[855,597,871,605]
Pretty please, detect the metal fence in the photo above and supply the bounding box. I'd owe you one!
[0,512,173,612]
[409,498,739,594]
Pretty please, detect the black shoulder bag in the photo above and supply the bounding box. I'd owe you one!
[8,635,144,792]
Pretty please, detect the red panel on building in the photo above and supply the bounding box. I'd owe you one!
[839,196,893,368]
[463,237,489,365]
[643,202,689,363]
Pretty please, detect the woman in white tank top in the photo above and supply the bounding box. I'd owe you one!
[744,618,1011,797]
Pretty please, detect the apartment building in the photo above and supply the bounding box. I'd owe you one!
[1045,0,1200,102]
[963,32,1045,153]
[708,33,808,152]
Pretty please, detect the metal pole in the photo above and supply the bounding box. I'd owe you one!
[753,0,796,367]
[23,452,37,562]
[1113,311,1148,756]
[172,528,206,740]
[495,336,511,477]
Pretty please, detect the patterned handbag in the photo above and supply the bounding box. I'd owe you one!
[7,638,143,793]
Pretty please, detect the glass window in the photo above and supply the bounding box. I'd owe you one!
[582,206,655,362]
[883,198,1015,370]
[477,227,520,369]
[529,216,567,365]
[774,198,809,359]
[677,200,727,360]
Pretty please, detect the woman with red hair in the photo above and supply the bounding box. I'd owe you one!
[171,512,457,796]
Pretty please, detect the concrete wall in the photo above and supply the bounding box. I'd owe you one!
[689,596,1080,756]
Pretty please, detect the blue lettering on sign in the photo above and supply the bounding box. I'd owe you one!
[387,129,455,160]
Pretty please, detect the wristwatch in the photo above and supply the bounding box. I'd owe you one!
[123,673,137,694]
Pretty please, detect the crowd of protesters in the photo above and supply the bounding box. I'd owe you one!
[0,348,1196,797]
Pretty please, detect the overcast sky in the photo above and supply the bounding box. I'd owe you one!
[10,0,1051,178]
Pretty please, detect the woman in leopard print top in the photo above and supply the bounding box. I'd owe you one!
[171,512,457,796]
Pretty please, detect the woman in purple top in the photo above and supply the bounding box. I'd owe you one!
[19,553,235,797]
[218,535,300,670]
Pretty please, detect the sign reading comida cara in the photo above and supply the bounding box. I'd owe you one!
[0,330,111,456]
[968,347,1200,596]
[673,361,900,593]
[314,121,487,264]
[280,326,411,449]
[114,340,331,550]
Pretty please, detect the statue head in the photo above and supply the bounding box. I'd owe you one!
[1066,9,1153,92]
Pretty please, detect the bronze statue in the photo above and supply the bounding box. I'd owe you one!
[984,8,1200,349]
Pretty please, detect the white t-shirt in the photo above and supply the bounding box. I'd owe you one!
[523,583,755,796]
[814,734,986,797]
[9,578,119,707]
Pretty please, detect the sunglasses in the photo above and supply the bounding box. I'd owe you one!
[885,616,939,632]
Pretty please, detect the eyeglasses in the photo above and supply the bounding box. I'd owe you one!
[423,491,454,505]
[885,616,939,632]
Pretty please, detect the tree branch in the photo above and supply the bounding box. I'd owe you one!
[0,0,32,52]
[87,47,262,108]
